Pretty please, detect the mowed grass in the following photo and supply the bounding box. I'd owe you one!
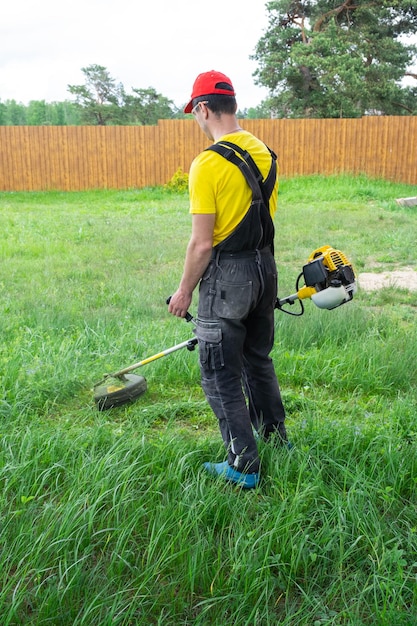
[1,175,417,625]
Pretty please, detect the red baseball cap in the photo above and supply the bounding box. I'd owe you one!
[184,70,236,113]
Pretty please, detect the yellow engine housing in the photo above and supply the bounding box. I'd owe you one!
[307,245,354,274]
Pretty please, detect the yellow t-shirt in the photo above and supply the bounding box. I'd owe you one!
[189,130,278,247]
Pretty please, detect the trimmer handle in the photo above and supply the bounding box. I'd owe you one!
[166,296,194,323]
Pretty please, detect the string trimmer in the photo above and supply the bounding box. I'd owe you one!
[93,245,357,410]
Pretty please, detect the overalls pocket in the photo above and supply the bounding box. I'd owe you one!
[196,321,224,371]
[213,279,253,319]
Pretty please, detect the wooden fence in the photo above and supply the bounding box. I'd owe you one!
[0,117,416,191]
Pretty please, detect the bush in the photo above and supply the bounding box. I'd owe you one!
[164,167,189,193]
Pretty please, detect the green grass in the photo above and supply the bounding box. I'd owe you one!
[1,175,417,624]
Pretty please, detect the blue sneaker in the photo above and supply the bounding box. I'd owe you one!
[203,461,259,489]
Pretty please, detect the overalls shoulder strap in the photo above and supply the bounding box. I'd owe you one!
[204,140,277,254]
[206,140,277,208]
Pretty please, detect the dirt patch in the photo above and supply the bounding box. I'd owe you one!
[358,267,417,292]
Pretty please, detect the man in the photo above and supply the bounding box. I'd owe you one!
[168,70,287,489]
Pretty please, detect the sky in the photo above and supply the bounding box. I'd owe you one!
[0,0,272,110]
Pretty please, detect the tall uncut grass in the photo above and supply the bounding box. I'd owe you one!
[1,175,417,625]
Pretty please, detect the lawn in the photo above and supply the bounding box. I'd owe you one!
[1,175,417,625]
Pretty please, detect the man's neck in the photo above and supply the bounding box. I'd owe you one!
[209,115,243,141]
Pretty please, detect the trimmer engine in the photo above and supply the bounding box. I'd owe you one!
[277,245,357,314]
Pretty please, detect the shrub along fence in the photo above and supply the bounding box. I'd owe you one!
[0,116,416,191]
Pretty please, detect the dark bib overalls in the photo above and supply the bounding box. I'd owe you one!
[195,141,287,474]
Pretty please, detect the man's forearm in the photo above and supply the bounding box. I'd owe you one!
[178,238,213,295]
[168,213,215,318]
[168,239,212,318]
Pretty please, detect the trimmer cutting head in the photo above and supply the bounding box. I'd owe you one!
[94,374,147,411]
[92,333,198,411]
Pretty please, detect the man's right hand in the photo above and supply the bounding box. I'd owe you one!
[167,290,193,318]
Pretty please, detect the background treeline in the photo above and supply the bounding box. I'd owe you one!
[0,99,82,126]
[0,97,268,126]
